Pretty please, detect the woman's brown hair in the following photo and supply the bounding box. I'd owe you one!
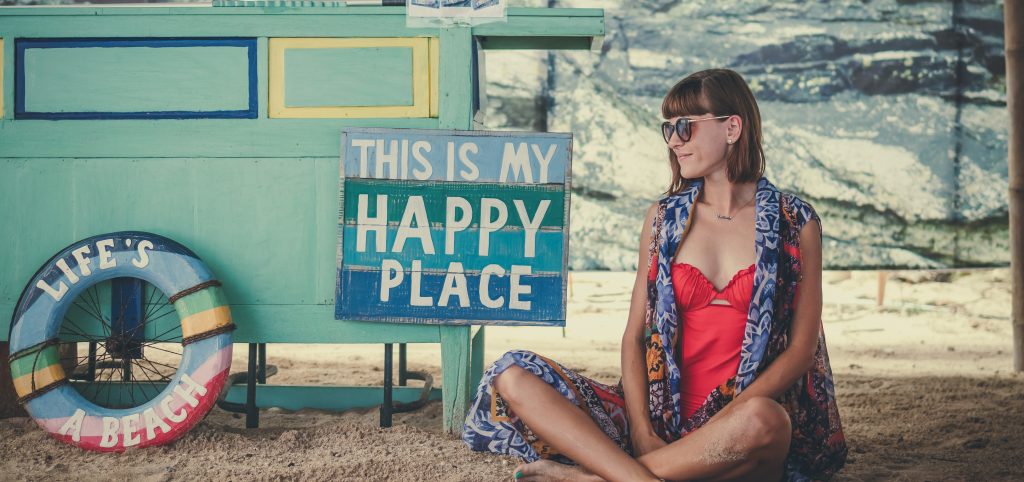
[661,68,765,195]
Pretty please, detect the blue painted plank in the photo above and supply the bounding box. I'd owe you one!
[341,127,571,183]
[284,47,414,108]
[335,268,564,325]
[15,38,257,119]
[341,225,564,273]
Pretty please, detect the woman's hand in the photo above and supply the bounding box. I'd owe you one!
[631,428,668,457]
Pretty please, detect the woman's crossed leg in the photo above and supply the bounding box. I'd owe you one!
[494,365,791,482]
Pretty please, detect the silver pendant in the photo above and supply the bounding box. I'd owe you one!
[716,214,733,221]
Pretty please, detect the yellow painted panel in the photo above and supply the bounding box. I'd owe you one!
[429,36,439,118]
[269,37,435,119]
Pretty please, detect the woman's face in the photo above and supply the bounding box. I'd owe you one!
[664,114,734,179]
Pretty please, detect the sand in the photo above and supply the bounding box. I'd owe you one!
[1,269,1022,481]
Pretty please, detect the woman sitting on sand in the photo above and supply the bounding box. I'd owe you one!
[463,68,847,481]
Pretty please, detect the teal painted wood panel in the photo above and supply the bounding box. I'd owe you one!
[222,385,443,412]
[342,179,565,228]
[0,158,335,309]
[0,119,442,158]
[0,302,448,344]
[284,47,414,107]
[228,305,443,343]
[22,44,251,114]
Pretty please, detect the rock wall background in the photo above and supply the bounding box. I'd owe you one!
[4,0,1010,270]
[484,0,1009,270]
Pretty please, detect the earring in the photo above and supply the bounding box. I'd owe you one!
[727,139,734,144]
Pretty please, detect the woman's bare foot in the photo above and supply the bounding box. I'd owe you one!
[513,460,603,481]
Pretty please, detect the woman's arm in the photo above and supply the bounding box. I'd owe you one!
[621,203,666,456]
[726,218,824,407]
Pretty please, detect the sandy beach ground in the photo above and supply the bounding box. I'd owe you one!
[1,269,1021,481]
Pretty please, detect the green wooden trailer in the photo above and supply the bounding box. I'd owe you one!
[0,2,604,434]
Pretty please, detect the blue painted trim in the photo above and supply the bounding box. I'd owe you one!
[14,38,258,120]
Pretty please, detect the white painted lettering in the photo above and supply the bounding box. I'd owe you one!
[121,413,142,447]
[99,417,119,448]
[479,264,506,309]
[352,139,376,178]
[531,144,558,183]
[411,141,433,180]
[380,259,404,302]
[356,194,388,253]
[444,197,472,255]
[143,407,172,441]
[438,262,469,308]
[57,408,86,442]
[131,240,153,269]
[393,196,435,254]
[513,200,551,258]
[71,246,93,277]
[36,279,68,302]
[509,265,532,310]
[500,142,533,183]
[409,260,433,307]
[376,139,399,179]
[160,395,187,423]
[96,239,117,269]
[479,198,508,257]
[56,258,80,285]
[458,142,479,181]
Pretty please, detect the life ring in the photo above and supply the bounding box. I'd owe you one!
[7,232,234,451]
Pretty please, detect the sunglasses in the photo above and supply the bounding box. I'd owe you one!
[661,115,733,143]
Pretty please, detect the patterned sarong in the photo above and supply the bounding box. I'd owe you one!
[463,177,847,481]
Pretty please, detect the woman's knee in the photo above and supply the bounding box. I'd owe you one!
[493,365,534,404]
[732,397,791,453]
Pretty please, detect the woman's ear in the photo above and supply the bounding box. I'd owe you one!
[728,115,743,140]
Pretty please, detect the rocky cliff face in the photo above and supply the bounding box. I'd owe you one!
[484,0,1009,270]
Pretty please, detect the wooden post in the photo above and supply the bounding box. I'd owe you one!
[877,271,888,307]
[0,342,26,418]
[1007,0,1024,372]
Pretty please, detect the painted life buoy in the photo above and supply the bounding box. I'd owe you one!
[7,232,234,451]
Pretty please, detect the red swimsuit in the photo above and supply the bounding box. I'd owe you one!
[671,262,755,419]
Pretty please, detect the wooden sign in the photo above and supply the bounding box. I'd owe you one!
[335,128,571,326]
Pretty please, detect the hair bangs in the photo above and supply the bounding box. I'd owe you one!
[661,78,710,119]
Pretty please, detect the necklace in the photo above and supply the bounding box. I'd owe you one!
[712,193,756,221]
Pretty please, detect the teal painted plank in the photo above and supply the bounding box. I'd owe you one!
[0,119,441,158]
[285,47,414,108]
[342,179,565,228]
[223,385,443,412]
[0,6,603,17]
[341,225,565,273]
[440,326,471,434]
[438,27,473,130]
[0,9,603,48]
[0,302,446,343]
[470,325,485,392]
[229,305,442,343]
[65,381,443,412]
[23,45,250,114]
